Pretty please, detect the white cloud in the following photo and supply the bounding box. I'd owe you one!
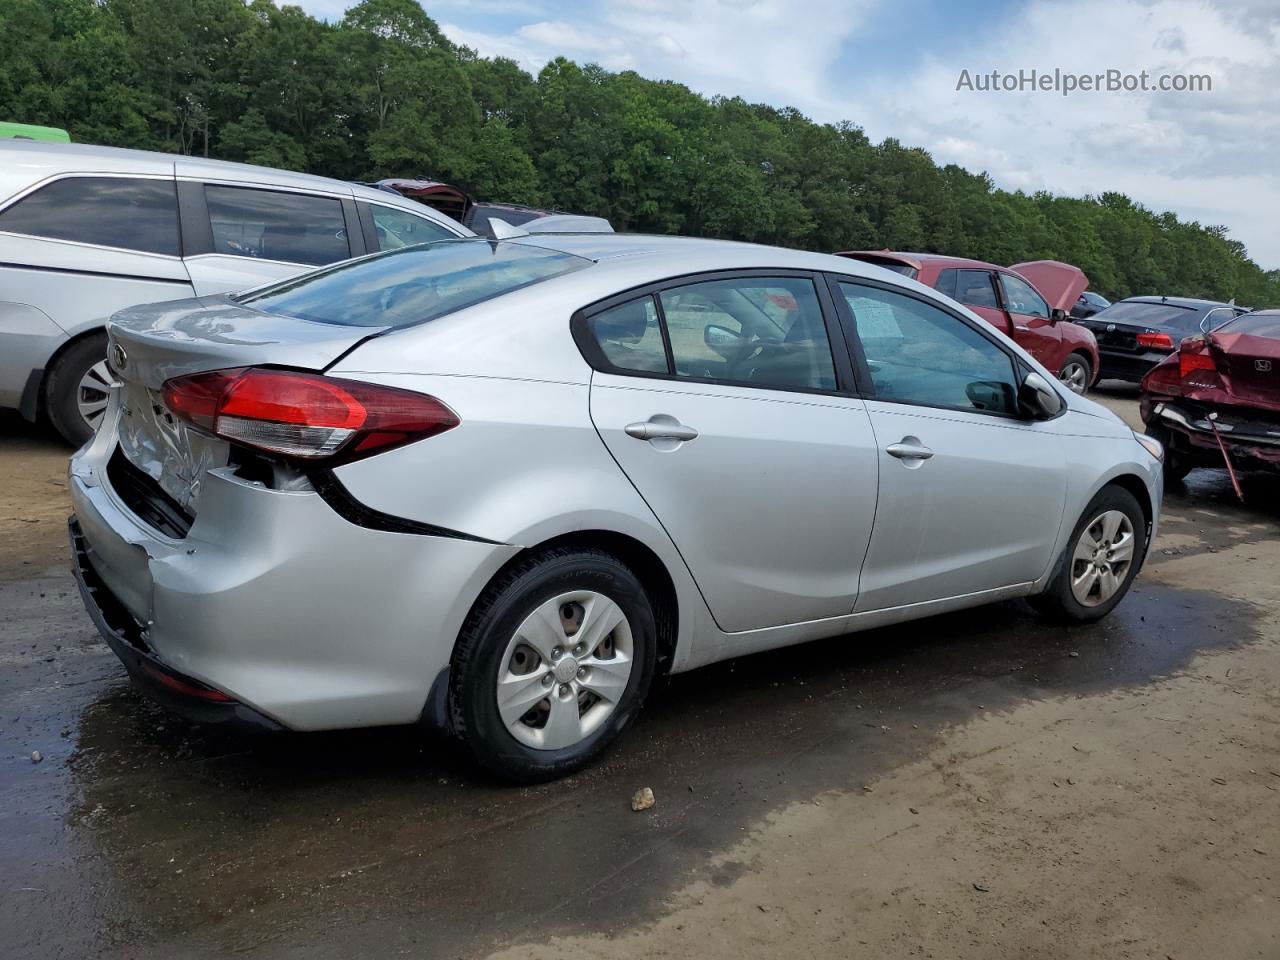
[857,0,1280,267]
[444,0,878,109]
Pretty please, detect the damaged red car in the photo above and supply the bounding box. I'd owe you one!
[1141,309,1280,481]
[835,252,1099,393]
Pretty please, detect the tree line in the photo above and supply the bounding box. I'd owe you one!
[2,0,1276,305]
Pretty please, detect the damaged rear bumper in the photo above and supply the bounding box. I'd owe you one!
[69,517,282,731]
[67,393,521,732]
[1146,399,1280,469]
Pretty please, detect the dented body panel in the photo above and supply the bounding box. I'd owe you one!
[1140,310,1280,473]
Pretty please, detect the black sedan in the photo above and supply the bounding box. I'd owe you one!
[1070,291,1111,319]
[1077,296,1248,383]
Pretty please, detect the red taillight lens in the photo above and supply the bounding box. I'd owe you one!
[1179,349,1218,378]
[1141,357,1182,395]
[162,368,243,432]
[1176,339,1223,390]
[1137,332,1175,350]
[163,368,458,462]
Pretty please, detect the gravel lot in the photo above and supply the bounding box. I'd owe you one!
[2,388,1278,960]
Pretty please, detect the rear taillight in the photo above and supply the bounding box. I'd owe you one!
[162,368,458,462]
[1179,351,1216,377]
[1177,339,1223,390]
[1137,332,1175,350]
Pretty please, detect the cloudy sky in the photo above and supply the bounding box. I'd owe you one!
[296,0,1280,269]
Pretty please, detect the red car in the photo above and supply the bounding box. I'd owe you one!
[1140,309,1280,481]
[835,252,1099,393]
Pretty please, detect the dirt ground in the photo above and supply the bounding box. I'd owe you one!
[1,389,1278,960]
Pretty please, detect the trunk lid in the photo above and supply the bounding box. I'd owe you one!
[1009,260,1089,312]
[1078,318,1153,353]
[1213,331,1280,409]
[107,295,386,512]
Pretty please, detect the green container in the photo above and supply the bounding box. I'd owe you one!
[0,122,71,143]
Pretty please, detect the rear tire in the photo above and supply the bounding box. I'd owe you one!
[44,332,110,447]
[449,547,657,783]
[1032,486,1147,623]
[1057,353,1093,395]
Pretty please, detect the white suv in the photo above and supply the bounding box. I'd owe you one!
[0,140,471,444]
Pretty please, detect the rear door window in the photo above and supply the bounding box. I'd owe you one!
[950,270,999,309]
[586,297,668,373]
[205,185,350,266]
[658,277,837,391]
[0,176,179,255]
[369,204,456,250]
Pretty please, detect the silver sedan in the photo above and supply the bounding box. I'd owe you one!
[69,233,1163,781]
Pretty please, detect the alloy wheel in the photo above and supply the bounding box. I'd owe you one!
[77,359,113,432]
[496,590,633,750]
[1058,359,1089,394]
[1070,510,1135,606]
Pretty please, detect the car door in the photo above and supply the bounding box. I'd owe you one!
[997,270,1061,367]
[177,180,361,296]
[0,173,193,430]
[829,277,1067,611]
[581,272,880,632]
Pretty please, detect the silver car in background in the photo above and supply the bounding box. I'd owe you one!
[0,140,471,444]
[69,232,1163,781]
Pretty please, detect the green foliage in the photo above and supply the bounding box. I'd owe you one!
[1,0,1275,305]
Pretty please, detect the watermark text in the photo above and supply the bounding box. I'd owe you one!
[956,68,1211,96]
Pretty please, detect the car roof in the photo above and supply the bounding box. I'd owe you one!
[515,232,885,273]
[1118,296,1237,309]
[0,139,353,189]
[0,140,471,235]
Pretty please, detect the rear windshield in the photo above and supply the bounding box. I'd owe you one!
[1095,301,1197,328]
[1216,313,1280,338]
[863,259,918,280]
[237,239,590,328]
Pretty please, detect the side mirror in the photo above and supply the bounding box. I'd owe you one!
[965,379,1014,412]
[1050,307,1067,325]
[1018,370,1064,419]
[704,324,745,360]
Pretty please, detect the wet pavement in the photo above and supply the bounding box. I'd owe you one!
[2,396,1278,960]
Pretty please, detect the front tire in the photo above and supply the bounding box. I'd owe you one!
[1032,486,1147,623]
[44,332,110,447]
[449,548,657,782]
[1057,353,1093,395]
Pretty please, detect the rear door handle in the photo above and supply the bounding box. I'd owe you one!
[625,419,699,442]
[886,439,934,461]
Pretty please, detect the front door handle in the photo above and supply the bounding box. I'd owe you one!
[886,438,934,461]
[625,419,699,442]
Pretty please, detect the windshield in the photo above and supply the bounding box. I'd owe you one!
[1094,301,1198,328]
[238,239,591,328]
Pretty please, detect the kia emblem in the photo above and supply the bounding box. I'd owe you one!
[1257,359,1273,372]
[110,342,128,372]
